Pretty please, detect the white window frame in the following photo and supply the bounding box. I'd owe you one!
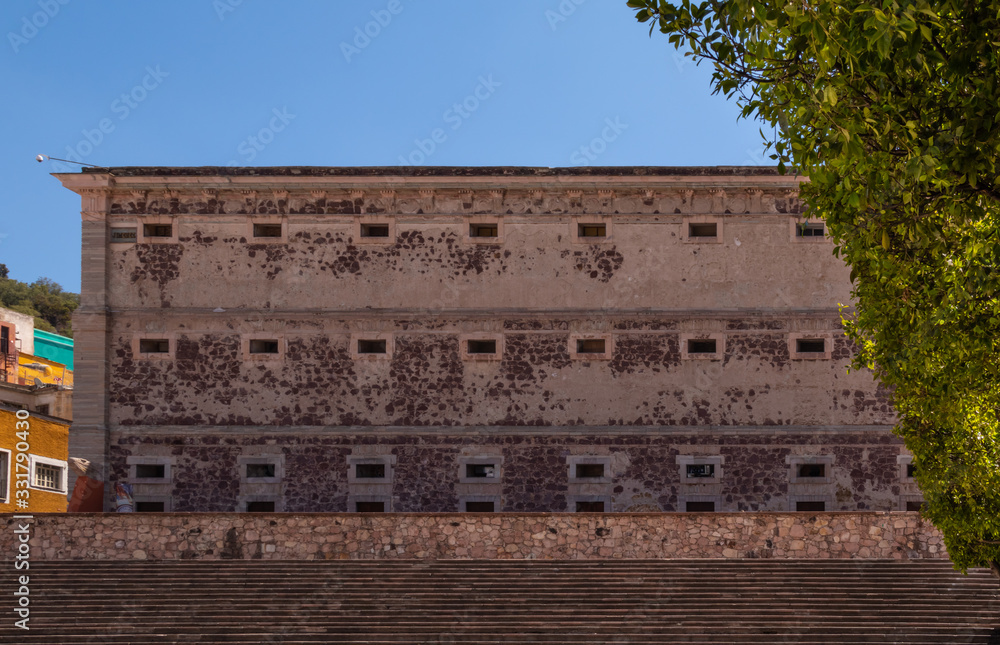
[0,448,10,504]
[137,217,179,244]
[248,217,287,243]
[571,216,613,244]
[683,215,724,244]
[568,334,614,361]
[459,334,504,362]
[132,333,176,360]
[242,334,286,362]
[897,454,915,482]
[676,454,725,484]
[350,333,394,360]
[347,455,395,484]
[567,455,613,484]
[789,217,828,243]
[127,456,174,484]
[29,455,68,494]
[788,333,833,360]
[457,456,504,484]
[239,455,283,484]
[680,333,726,361]
[787,455,835,484]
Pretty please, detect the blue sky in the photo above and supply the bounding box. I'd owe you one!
[1,0,769,293]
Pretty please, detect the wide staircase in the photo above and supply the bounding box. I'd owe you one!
[5,559,999,644]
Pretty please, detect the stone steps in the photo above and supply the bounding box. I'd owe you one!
[3,560,997,644]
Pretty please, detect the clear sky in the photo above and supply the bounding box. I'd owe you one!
[1,0,769,293]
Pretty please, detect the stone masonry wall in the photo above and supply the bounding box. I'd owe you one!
[5,512,946,561]
[107,318,892,427]
[111,430,912,513]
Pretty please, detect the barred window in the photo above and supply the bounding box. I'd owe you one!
[34,463,63,491]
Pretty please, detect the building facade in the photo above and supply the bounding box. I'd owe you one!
[0,306,73,420]
[0,403,70,513]
[56,166,919,513]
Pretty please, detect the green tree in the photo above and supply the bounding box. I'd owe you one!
[0,274,79,338]
[629,0,1000,572]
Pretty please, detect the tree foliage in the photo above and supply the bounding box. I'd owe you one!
[0,267,79,338]
[629,0,1000,571]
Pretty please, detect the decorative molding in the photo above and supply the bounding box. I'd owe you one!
[99,187,803,217]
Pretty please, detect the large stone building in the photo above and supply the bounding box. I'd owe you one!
[55,166,918,513]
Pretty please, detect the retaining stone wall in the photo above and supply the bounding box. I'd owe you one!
[3,512,946,561]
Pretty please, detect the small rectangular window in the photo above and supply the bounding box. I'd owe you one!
[906,501,925,512]
[797,464,826,478]
[110,227,137,242]
[796,338,826,353]
[575,463,605,479]
[465,464,496,478]
[686,501,716,512]
[689,223,717,238]
[246,501,275,512]
[33,464,63,491]
[253,223,283,238]
[35,404,50,416]
[686,464,715,479]
[357,339,387,355]
[139,339,170,354]
[577,223,607,238]
[575,501,605,512]
[135,464,166,479]
[576,339,606,354]
[687,339,717,354]
[467,339,497,355]
[796,222,825,237]
[355,463,386,479]
[246,463,276,479]
[906,463,916,478]
[360,223,390,238]
[143,223,172,238]
[356,501,385,513]
[796,501,826,512]
[469,224,499,238]
[465,501,495,512]
[136,501,165,513]
[249,339,279,354]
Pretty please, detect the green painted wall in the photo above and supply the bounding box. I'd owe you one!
[34,329,73,370]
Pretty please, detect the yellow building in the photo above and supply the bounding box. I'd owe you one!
[0,403,69,513]
[18,352,74,388]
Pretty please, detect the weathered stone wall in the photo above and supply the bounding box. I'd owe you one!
[111,429,911,513]
[105,212,848,311]
[5,512,946,561]
[106,318,891,427]
[57,168,897,512]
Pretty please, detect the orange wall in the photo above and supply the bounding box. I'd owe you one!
[0,407,69,512]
